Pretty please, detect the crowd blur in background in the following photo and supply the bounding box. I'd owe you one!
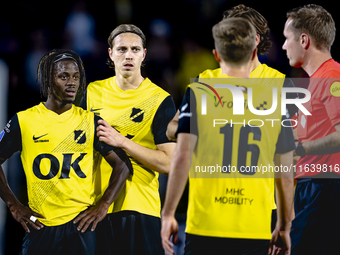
[0,0,338,254]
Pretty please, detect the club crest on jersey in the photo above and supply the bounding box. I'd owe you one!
[130,108,144,123]
[74,130,86,144]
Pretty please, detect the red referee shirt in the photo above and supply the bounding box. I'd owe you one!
[296,59,340,178]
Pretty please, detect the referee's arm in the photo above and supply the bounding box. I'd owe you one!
[299,123,340,155]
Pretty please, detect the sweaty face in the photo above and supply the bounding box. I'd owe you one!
[282,18,305,68]
[109,33,146,78]
[52,60,80,104]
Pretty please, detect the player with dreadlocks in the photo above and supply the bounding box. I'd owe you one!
[0,49,132,255]
[37,49,87,100]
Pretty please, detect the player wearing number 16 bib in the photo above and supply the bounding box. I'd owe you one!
[161,18,295,255]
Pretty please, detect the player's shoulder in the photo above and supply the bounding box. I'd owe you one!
[259,64,286,78]
[314,60,340,96]
[88,77,114,89]
[73,104,94,117]
[318,59,340,78]
[199,68,222,79]
[144,78,170,98]
[17,103,44,117]
[144,78,165,90]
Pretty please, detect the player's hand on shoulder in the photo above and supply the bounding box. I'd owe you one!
[9,201,45,233]
[97,119,126,148]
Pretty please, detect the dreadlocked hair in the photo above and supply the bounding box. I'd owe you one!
[36,49,87,99]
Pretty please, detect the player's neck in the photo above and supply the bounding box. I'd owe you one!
[220,61,251,78]
[302,49,332,77]
[115,72,145,91]
[45,98,73,115]
[250,56,261,72]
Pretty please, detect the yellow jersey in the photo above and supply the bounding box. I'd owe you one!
[199,63,286,79]
[200,64,296,205]
[85,77,175,217]
[178,66,294,239]
[0,103,113,226]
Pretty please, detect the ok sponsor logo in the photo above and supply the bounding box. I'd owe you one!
[33,153,87,180]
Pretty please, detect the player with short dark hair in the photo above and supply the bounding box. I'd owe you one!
[0,49,132,255]
[282,4,340,255]
[161,17,295,255]
[81,24,176,254]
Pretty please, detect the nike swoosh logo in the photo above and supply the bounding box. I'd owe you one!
[33,134,48,140]
[90,107,103,112]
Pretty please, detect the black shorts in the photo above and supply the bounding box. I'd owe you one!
[184,234,270,255]
[291,178,340,255]
[95,211,164,255]
[21,217,96,255]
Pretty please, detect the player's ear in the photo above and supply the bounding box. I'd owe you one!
[300,33,310,50]
[108,48,114,61]
[255,34,260,48]
[143,48,147,60]
[213,49,221,63]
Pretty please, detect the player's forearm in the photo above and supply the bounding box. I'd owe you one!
[97,119,175,175]
[122,138,174,175]
[275,178,294,230]
[302,129,340,155]
[98,151,131,208]
[274,151,294,230]
[162,147,190,217]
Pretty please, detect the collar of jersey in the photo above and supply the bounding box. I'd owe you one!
[38,102,75,122]
[112,76,151,93]
[202,64,263,79]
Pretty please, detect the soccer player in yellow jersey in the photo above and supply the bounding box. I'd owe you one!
[0,49,132,255]
[166,4,298,142]
[81,24,176,254]
[161,17,295,255]
[164,5,296,254]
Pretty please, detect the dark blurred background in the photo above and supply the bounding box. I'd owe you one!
[0,0,339,254]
